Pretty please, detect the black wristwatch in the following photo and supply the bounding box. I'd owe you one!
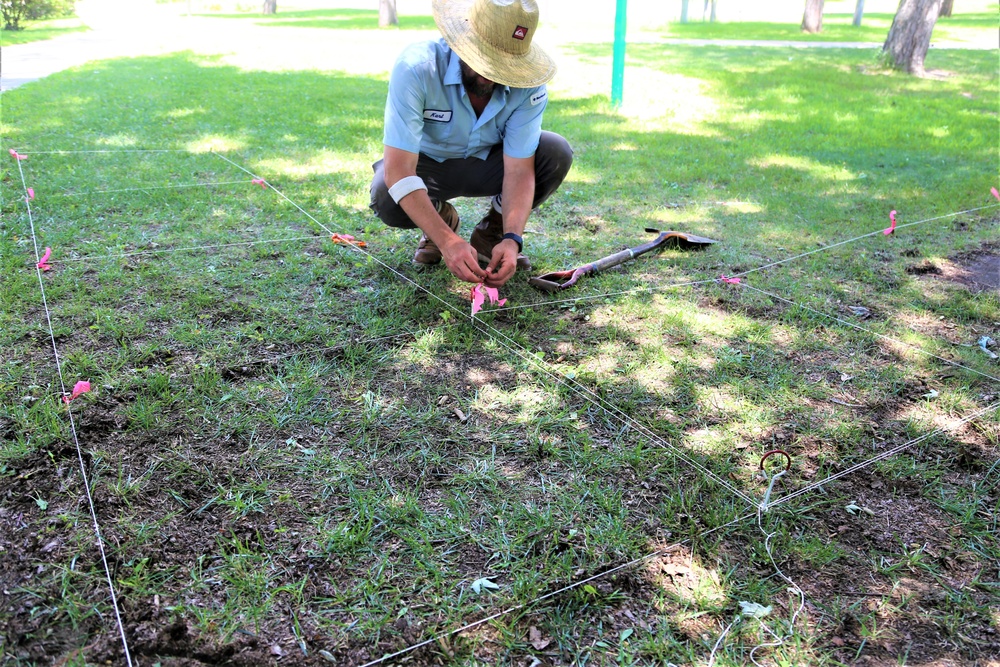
[502,232,523,253]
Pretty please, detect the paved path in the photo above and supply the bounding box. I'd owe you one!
[1,2,425,91]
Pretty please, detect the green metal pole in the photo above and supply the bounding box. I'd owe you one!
[611,0,628,108]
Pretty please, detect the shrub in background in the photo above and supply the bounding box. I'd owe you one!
[25,0,75,19]
[3,0,74,29]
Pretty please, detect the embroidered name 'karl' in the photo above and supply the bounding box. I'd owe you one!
[423,109,453,122]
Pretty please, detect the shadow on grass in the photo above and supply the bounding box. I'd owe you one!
[656,18,892,42]
[196,8,437,30]
[0,18,88,46]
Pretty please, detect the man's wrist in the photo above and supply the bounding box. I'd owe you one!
[501,232,523,253]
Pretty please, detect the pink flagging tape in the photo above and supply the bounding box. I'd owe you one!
[251,178,267,188]
[719,275,741,285]
[37,247,52,272]
[991,187,999,202]
[883,209,897,236]
[63,380,91,403]
[331,233,367,248]
[26,187,35,202]
[9,149,26,160]
[471,283,507,315]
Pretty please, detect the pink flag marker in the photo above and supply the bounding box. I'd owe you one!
[9,149,26,160]
[470,283,507,315]
[330,233,367,248]
[719,275,741,285]
[26,187,34,202]
[62,380,91,403]
[37,247,52,272]
[991,187,999,201]
[251,178,267,188]
[883,210,897,236]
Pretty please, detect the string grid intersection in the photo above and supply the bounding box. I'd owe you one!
[11,147,998,665]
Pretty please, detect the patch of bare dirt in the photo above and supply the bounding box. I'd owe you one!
[908,243,1000,294]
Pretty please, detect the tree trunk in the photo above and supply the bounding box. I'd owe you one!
[801,0,825,33]
[680,0,689,23]
[940,0,953,16]
[853,0,865,26]
[379,0,398,26]
[262,0,276,14]
[710,0,718,22]
[881,0,944,74]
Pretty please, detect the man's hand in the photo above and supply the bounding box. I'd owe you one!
[441,237,489,284]
[483,238,519,288]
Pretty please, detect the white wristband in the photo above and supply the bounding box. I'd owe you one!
[388,175,428,204]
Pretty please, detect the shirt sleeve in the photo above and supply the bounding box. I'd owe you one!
[383,53,427,155]
[502,85,548,159]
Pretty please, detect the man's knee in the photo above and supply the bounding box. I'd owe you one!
[369,159,417,229]
[534,131,573,205]
[538,131,574,175]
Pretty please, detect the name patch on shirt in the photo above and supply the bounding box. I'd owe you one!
[530,91,547,106]
[423,109,453,123]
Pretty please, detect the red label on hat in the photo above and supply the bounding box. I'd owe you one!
[512,25,528,40]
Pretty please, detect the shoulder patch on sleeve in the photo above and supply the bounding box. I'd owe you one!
[530,91,547,106]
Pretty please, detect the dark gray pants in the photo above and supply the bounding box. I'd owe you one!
[369,131,573,229]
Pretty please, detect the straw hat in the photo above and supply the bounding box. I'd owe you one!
[432,0,556,88]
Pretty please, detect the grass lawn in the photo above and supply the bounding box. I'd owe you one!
[1,8,998,667]
[0,16,88,46]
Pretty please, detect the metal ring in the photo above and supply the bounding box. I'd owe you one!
[760,449,791,472]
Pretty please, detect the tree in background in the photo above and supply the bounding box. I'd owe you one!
[801,0,824,33]
[25,0,73,20]
[853,0,865,26]
[881,0,945,74]
[1,0,71,29]
[940,0,953,16]
[680,0,689,23]
[262,0,275,14]
[2,0,30,29]
[379,0,397,26]
[703,0,717,22]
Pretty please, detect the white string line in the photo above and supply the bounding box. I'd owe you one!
[211,153,756,505]
[487,202,1000,316]
[734,204,1000,280]
[737,282,1000,385]
[210,152,758,507]
[358,509,760,667]
[204,174,994,664]
[187,160,995,664]
[352,200,998,663]
[749,505,807,667]
[36,154,994,506]
[14,159,135,667]
[713,394,994,664]
[48,180,256,197]
[55,235,321,262]
[492,276,720,313]
[707,616,740,667]
[769,401,1000,509]
[363,399,999,667]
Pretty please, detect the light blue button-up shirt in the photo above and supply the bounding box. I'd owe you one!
[383,39,548,162]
